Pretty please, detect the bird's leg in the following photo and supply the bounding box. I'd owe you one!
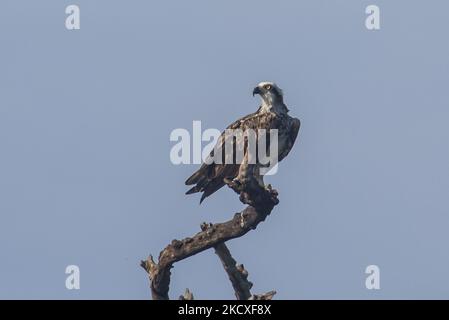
[225,152,251,193]
[240,152,261,187]
[225,152,279,206]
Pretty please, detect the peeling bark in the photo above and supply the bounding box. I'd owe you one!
[141,173,279,300]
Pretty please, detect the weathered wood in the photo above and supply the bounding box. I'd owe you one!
[141,172,279,300]
[214,243,252,300]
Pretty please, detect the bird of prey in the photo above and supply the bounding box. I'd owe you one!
[185,81,300,203]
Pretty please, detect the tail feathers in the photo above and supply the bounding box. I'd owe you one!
[186,184,208,204]
[185,185,201,195]
[185,164,225,204]
[185,179,221,204]
[185,166,206,185]
[185,174,199,185]
[198,180,225,204]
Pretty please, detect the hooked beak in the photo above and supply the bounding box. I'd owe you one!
[252,86,262,97]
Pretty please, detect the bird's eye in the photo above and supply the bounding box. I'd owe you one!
[265,85,272,90]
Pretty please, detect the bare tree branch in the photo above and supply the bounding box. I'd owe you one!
[141,173,279,300]
[249,291,277,300]
[214,243,252,300]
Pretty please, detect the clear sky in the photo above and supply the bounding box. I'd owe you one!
[1,0,449,299]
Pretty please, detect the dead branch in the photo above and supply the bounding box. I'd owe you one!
[213,242,252,300]
[141,171,279,300]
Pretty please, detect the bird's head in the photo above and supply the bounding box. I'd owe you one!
[252,81,284,105]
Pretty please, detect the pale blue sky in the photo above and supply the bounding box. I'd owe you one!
[1,0,449,299]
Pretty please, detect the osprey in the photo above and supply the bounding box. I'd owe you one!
[185,82,300,203]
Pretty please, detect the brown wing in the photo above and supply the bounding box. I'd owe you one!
[278,117,301,162]
[185,109,272,203]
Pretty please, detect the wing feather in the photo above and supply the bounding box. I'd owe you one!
[278,117,301,161]
[184,109,271,203]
